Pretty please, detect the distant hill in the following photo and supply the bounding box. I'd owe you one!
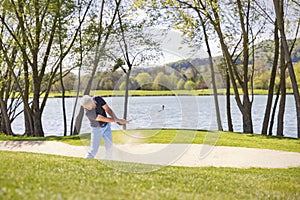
[252,39,300,64]
[168,38,300,71]
[124,38,300,90]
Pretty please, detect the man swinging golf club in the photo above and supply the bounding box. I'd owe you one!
[80,95,128,159]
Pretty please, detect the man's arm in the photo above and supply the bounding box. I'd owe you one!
[95,104,128,125]
[103,104,117,119]
[95,114,116,123]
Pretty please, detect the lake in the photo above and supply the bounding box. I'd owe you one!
[11,95,297,138]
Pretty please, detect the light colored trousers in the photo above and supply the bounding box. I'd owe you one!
[86,123,112,159]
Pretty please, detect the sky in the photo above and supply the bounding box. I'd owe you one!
[134,1,299,65]
[147,28,218,64]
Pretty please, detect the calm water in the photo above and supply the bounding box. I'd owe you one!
[11,95,297,138]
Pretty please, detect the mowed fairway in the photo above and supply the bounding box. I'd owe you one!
[1,130,300,199]
[1,151,300,199]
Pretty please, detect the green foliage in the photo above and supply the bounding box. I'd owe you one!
[97,72,122,90]
[153,72,169,90]
[118,78,138,90]
[118,82,126,90]
[253,71,270,89]
[292,62,300,88]
[112,58,125,72]
[135,72,153,89]
[167,73,180,89]
[176,79,185,89]
[184,80,195,90]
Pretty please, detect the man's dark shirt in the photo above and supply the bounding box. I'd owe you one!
[85,96,107,127]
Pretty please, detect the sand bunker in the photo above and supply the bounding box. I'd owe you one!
[1,141,300,169]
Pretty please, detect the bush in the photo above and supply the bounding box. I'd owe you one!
[176,79,185,90]
[184,80,195,90]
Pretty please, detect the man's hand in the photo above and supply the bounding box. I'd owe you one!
[115,118,129,125]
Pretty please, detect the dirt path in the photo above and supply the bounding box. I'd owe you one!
[1,141,300,168]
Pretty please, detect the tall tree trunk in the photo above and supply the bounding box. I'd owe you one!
[70,54,82,135]
[262,21,279,135]
[273,0,300,138]
[123,69,131,130]
[60,65,67,136]
[220,37,253,133]
[0,96,13,135]
[269,86,281,136]
[70,27,83,135]
[32,93,44,137]
[58,7,67,136]
[226,71,233,132]
[198,12,223,131]
[238,0,253,133]
[20,29,34,135]
[277,45,286,137]
[205,0,253,133]
[0,38,16,135]
[242,98,253,133]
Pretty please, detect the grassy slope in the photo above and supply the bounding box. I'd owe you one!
[1,151,299,200]
[1,130,300,199]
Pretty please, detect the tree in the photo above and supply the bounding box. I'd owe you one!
[0,8,22,135]
[195,0,266,133]
[168,72,180,89]
[254,71,271,89]
[0,49,22,135]
[257,0,300,137]
[153,72,170,90]
[184,80,195,90]
[0,0,92,136]
[118,77,139,90]
[135,0,226,131]
[110,1,160,129]
[273,0,300,138]
[51,72,77,92]
[177,78,185,90]
[73,0,122,134]
[135,72,153,89]
[263,20,280,136]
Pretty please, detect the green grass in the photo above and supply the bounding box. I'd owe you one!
[1,129,299,152]
[47,89,210,97]
[0,133,84,145]
[0,151,299,199]
[1,130,299,199]
[15,88,298,99]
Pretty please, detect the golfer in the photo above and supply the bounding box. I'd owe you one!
[80,95,128,159]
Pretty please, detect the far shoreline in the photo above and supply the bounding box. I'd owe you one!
[47,89,297,98]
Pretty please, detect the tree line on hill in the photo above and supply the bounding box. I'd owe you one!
[51,48,300,92]
[51,65,209,92]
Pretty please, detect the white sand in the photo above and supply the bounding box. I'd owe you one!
[1,141,300,168]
